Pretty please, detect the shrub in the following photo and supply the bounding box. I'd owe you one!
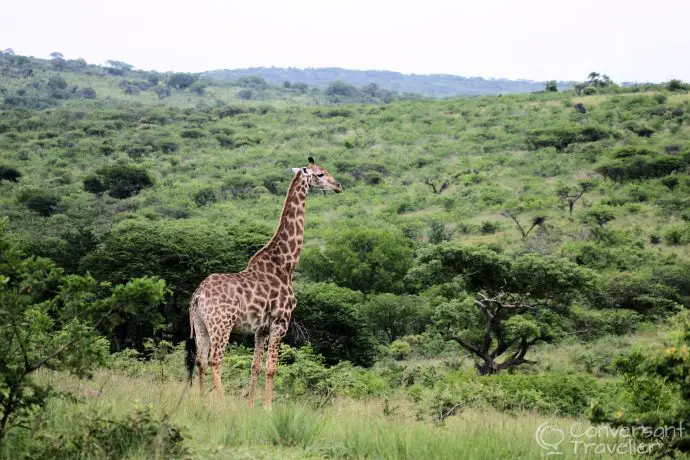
[0,165,21,182]
[389,340,412,360]
[27,407,187,459]
[661,176,679,190]
[480,220,500,234]
[291,283,377,367]
[193,187,217,206]
[237,89,253,100]
[663,223,690,246]
[77,87,96,99]
[596,155,686,182]
[180,128,206,139]
[314,108,354,118]
[592,271,683,316]
[46,75,67,90]
[18,189,60,216]
[86,164,154,199]
[83,175,106,194]
[300,226,414,294]
[590,312,690,457]
[427,220,452,244]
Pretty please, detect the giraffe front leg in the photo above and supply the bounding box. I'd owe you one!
[264,326,287,409]
[248,331,268,407]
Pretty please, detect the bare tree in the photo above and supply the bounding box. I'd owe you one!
[424,177,450,194]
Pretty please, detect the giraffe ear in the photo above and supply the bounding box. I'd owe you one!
[308,156,315,165]
[291,168,301,174]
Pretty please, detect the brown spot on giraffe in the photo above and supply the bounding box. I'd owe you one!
[188,157,342,408]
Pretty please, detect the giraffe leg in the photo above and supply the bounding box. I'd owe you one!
[264,326,287,409]
[198,362,206,393]
[193,311,211,394]
[209,324,232,395]
[248,331,269,407]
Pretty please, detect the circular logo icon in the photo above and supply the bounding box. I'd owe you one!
[535,422,565,455]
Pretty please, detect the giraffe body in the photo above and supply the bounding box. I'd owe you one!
[188,159,341,407]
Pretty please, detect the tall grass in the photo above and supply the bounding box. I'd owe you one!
[31,370,638,459]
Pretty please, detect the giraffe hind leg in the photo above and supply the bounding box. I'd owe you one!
[210,322,233,395]
[193,312,211,394]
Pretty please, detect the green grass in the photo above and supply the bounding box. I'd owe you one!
[36,370,638,459]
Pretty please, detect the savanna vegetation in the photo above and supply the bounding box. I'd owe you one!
[1,50,690,458]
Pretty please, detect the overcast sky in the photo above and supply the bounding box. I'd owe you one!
[2,0,689,82]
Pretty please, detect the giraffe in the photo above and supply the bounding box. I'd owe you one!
[186,157,342,408]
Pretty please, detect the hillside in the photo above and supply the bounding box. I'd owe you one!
[0,52,421,110]
[1,51,690,458]
[204,66,572,97]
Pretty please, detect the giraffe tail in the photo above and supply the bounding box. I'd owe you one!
[186,292,199,385]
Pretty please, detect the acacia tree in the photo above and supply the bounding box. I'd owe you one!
[407,244,595,374]
[557,180,593,215]
[500,208,545,239]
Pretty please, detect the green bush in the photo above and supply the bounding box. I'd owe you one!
[663,223,690,245]
[300,226,414,294]
[18,189,60,216]
[292,283,377,367]
[85,164,154,199]
[83,175,106,194]
[180,128,206,139]
[592,272,682,316]
[0,165,21,182]
[389,340,412,360]
[596,155,686,181]
[590,312,690,457]
[193,187,217,206]
[26,407,187,459]
[419,371,602,419]
[480,220,500,234]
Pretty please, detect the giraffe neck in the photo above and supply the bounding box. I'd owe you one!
[247,172,308,277]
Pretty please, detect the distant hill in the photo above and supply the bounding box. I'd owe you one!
[204,67,572,97]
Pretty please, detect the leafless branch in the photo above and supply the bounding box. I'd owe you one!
[424,178,450,194]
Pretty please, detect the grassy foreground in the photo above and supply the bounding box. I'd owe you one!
[29,370,637,459]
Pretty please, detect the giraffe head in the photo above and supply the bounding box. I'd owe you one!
[292,157,342,193]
